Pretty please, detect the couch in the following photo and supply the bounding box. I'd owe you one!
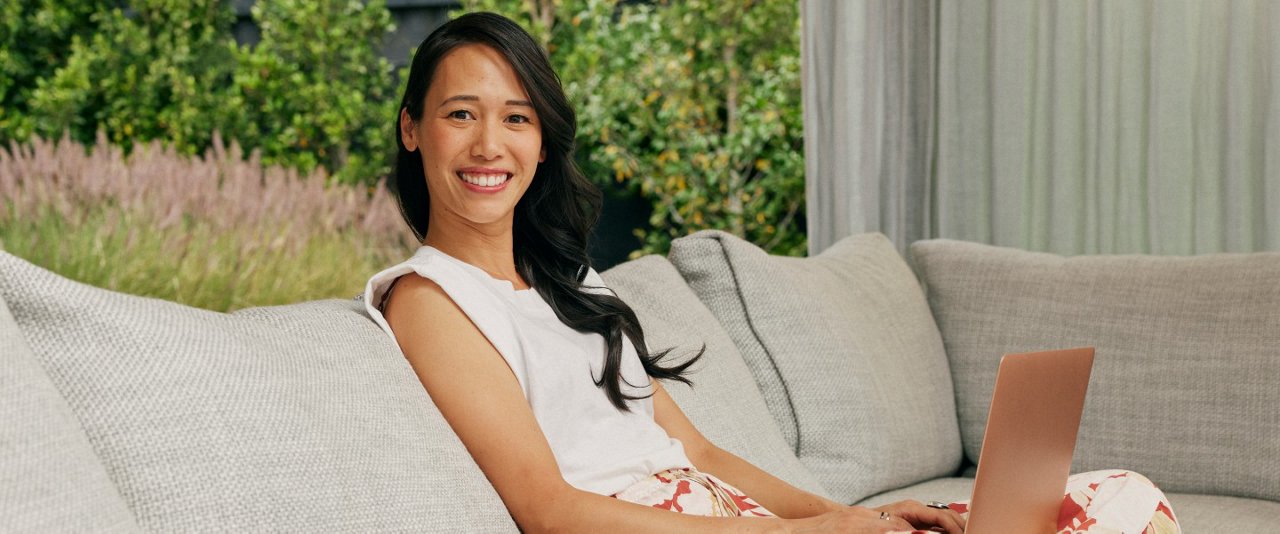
[2,230,1277,532]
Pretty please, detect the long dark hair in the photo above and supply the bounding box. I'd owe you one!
[393,12,700,410]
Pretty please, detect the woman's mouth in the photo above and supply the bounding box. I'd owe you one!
[458,171,512,192]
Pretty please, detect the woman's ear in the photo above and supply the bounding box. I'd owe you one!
[400,108,419,152]
[539,147,546,162]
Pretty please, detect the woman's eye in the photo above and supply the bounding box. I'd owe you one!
[507,114,531,124]
[447,110,473,120]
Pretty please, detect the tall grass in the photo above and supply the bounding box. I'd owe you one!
[0,133,417,312]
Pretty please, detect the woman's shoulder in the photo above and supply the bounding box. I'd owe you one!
[364,246,452,306]
[361,246,510,346]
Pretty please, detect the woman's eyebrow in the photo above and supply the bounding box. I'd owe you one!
[441,94,533,107]
[440,95,479,105]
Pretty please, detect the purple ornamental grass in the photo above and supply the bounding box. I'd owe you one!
[0,133,418,311]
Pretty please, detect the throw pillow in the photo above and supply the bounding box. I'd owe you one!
[669,231,962,504]
[911,239,1280,503]
[0,289,139,532]
[0,251,516,532]
[602,255,829,498]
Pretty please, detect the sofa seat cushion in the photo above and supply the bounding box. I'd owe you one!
[602,255,829,498]
[911,239,1280,503]
[854,476,974,507]
[857,477,1280,533]
[669,231,962,504]
[0,252,516,532]
[0,289,140,532]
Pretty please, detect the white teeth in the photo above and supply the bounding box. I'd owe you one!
[460,172,509,187]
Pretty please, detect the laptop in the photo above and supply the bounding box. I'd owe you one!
[965,347,1095,534]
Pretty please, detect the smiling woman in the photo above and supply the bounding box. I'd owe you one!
[399,43,544,241]
[366,11,970,533]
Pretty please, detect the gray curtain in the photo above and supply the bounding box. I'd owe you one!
[802,0,937,255]
[804,0,1280,256]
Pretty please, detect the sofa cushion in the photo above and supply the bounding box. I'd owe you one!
[0,252,516,532]
[668,231,962,504]
[857,477,1280,533]
[601,255,829,498]
[0,289,140,532]
[911,239,1280,503]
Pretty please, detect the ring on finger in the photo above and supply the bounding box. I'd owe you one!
[879,511,891,520]
[926,500,950,510]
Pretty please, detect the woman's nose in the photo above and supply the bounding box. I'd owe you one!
[469,121,502,160]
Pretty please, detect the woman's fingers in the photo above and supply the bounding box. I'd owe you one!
[875,500,966,534]
[864,506,921,532]
[791,506,919,533]
[889,514,917,531]
[912,506,965,534]
[928,507,965,534]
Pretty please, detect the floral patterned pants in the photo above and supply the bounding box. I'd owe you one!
[612,467,775,518]
[613,468,1180,534]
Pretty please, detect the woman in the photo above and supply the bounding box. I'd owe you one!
[364,12,1178,533]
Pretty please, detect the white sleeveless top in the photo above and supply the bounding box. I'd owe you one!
[362,246,692,496]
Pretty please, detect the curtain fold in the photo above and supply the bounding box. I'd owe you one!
[802,0,936,256]
[804,0,1279,256]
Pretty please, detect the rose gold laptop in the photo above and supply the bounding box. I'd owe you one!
[965,347,1095,534]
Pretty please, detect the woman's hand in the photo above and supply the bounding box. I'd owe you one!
[786,505,918,533]
[787,501,965,534]
[874,500,966,533]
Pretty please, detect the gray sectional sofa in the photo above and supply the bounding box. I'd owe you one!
[2,231,1277,532]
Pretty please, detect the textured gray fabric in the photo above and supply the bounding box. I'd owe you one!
[854,476,973,507]
[0,289,140,533]
[0,251,516,533]
[601,255,830,499]
[911,239,1280,503]
[669,231,962,504]
[1159,493,1280,534]
[857,477,1280,533]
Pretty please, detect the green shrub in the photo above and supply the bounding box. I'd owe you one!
[0,0,113,144]
[460,0,807,256]
[16,0,400,186]
[27,0,237,155]
[226,0,401,185]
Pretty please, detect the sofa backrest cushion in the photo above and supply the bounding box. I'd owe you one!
[668,231,962,504]
[911,239,1280,502]
[0,289,140,532]
[0,252,517,532]
[601,255,829,498]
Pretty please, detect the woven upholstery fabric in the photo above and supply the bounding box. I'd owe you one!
[1159,493,1280,533]
[601,255,829,498]
[856,477,1280,533]
[668,231,962,504]
[911,239,1280,503]
[0,289,140,532]
[0,252,516,532]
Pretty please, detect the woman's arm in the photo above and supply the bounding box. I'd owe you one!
[384,274,832,533]
[649,381,844,518]
[652,382,965,533]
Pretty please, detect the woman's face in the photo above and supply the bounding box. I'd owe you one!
[401,43,544,232]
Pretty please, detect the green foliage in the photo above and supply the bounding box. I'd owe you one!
[28,0,236,155]
[227,0,400,184]
[0,0,114,144]
[460,0,806,256]
[4,0,807,258]
[12,0,400,185]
